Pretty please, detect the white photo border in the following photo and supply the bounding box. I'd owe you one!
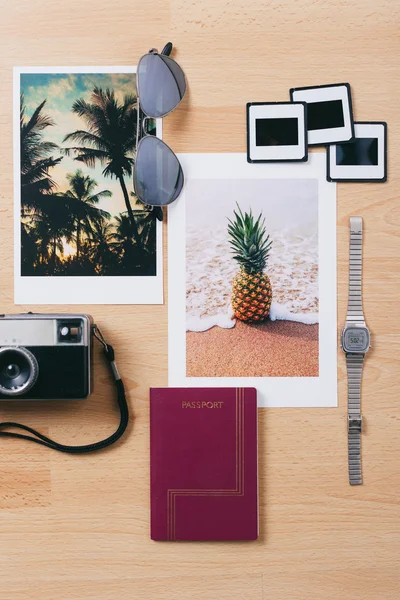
[168,152,337,408]
[14,66,163,305]
[247,102,308,163]
[327,122,387,182]
[290,83,354,146]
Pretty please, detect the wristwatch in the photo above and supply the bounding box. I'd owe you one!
[340,216,371,485]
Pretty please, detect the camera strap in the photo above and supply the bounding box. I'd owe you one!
[0,325,129,453]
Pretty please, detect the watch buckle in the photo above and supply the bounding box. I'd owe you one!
[348,415,362,433]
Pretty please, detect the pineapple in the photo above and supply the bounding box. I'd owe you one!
[227,205,273,322]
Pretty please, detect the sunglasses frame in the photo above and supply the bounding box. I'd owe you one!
[133,43,186,220]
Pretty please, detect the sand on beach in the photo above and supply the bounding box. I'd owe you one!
[186,320,319,378]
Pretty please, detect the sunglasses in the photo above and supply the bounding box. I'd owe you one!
[134,42,186,220]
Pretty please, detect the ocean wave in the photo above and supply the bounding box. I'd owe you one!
[186,310,236,332]
[269,302,318,324]
[186,226,318,330]
[186,302,318,332]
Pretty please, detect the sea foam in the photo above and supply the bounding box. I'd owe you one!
[186,225,318,332]
[186,302,318,332]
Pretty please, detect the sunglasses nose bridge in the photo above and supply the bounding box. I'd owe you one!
[142,115,151,136]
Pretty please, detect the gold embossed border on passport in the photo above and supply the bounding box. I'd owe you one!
[167,388,245,540]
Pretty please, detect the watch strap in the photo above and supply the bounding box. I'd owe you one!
[346,352,364,485]
[346,216,364,323]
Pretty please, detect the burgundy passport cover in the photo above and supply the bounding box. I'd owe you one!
[150,387,258,541]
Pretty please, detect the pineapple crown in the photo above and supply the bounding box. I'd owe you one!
[227,204,272,274]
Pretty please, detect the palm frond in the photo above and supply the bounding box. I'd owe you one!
[63,147,109,168]
[62,130,109,151]
[21,156,62,184]
[21,99,55,135]
[87,190,112,204]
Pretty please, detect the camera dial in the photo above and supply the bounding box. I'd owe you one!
[0,347,39,396]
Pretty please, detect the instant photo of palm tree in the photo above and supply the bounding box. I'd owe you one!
[20,72,156,277]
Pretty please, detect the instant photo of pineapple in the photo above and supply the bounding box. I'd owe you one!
[185,176,319,379]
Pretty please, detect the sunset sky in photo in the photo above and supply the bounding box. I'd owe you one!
[21,72,139,216]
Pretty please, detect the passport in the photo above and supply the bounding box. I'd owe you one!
[150,387,258,541]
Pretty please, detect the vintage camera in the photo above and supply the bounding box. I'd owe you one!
[0,313,92,400]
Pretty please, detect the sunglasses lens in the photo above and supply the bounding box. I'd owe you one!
[134,136,184,206]
[137,53,186,118]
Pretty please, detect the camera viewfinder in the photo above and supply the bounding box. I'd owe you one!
[57,320,83,344]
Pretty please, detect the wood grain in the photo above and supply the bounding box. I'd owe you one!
[0,1,399,598]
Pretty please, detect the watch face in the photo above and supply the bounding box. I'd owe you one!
[343,327,370,353]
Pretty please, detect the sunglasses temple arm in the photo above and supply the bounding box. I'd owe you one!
[132,96,140,198]
[135,97,141,151]
[152,207,164,221]
[161,42,173,56]
[134,97,163,222]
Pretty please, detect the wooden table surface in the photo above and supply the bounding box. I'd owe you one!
[1,1,399,599]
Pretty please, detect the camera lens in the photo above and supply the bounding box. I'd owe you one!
[0,347,39,396]
[5,364,21,378]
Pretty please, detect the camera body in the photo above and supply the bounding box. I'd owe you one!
[0,313,92,400]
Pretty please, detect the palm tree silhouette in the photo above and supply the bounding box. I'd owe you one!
[62,87,141,245]
[20,95,62,210]
[21,221,38,275]
[113,213,136,262]
[34,218,52,268]
[24,201,74,275]
[113,212,156,275]
[86,221,118,274]
[60,170,112,260]
[130,193,157,251]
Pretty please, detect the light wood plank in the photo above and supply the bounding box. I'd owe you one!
[0,1,399,599]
